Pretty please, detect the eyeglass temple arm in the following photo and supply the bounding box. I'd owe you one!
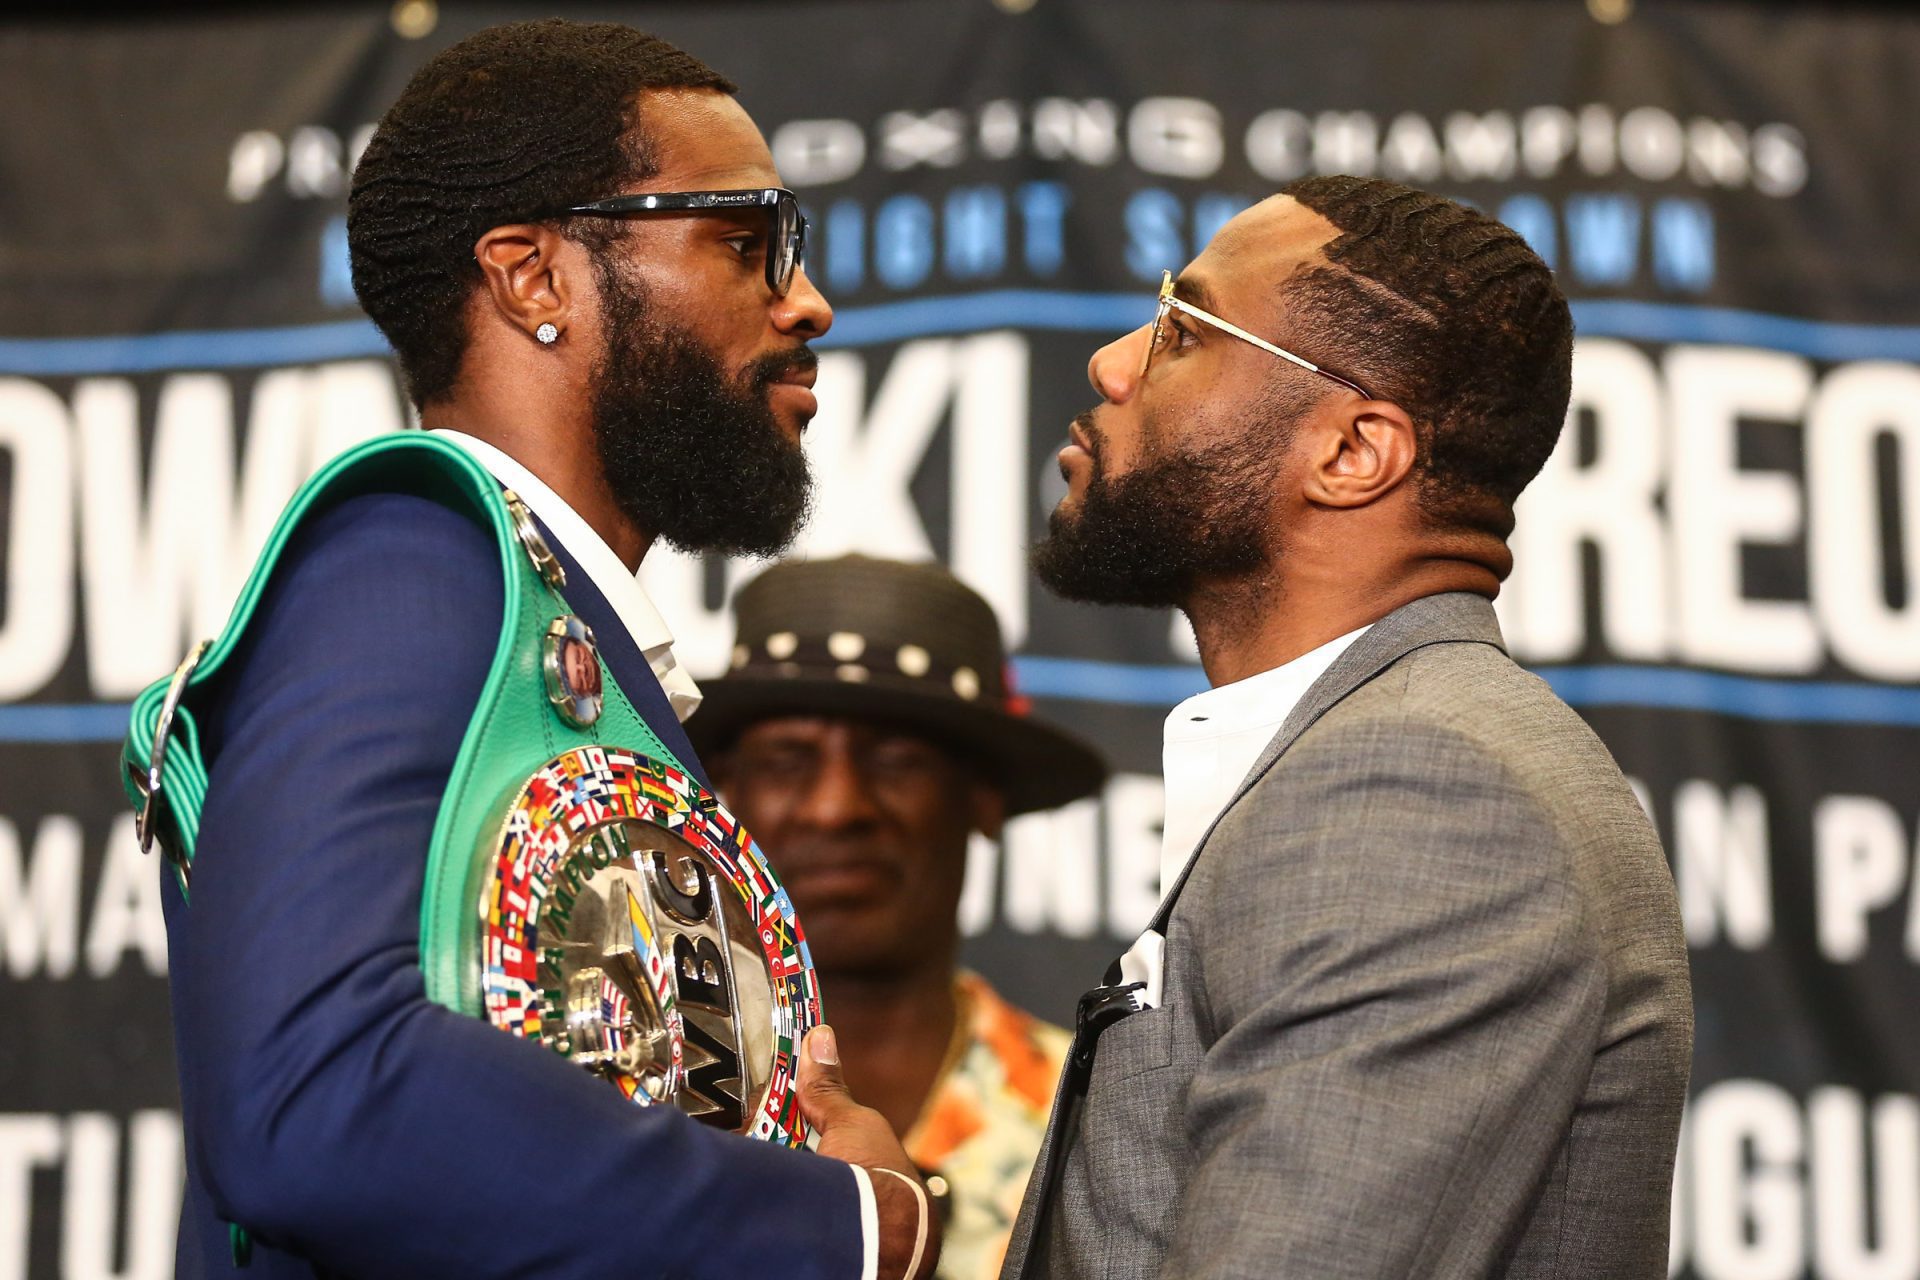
[1164,296,1322,378]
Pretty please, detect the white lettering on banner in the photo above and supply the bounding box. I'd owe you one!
[1104,773,1166,938]
[959,832,997,938]
[1813,796,1920,965]
[770,118,867,186]
[84,815,166,979]
[978,100,1022,161]
[1504,340,1670,661]
[957,773,1163,940]
[1673,781,1773,950]
[1675,1083,1920,1280]
[1002,797,1102,939]
[0,815,167,979]
[238,104,1806,199]
[61,1112,180,1280]
[0,815,81,980]
[5,340,1914,700]
[1444,111,1519,181]
[879,109,968,170]
[1504,345,1920,680]
[1816,796,1910,964]
[1688,1081,1807,1280]
[1032,99,1120,166]
[1129,98,1223,179]
[76,363,404,696]
[0,379,76,699]
[0,1115,61,1280]
[1810,1090,1920,1280]
[0,1112,181,1280]
[1808,363,1920,680]
[1241,104,1802,194]
[1669,347,1820,672]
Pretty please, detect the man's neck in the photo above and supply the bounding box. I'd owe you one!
[421,403,653,572]
[817,958,960,1141]
[1185,557,1497,687]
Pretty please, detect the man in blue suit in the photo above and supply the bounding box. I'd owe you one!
[163,20,932,1279]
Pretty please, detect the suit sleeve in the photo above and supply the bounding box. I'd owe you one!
[168,492,863,1279]
[1162,717,1606,1278]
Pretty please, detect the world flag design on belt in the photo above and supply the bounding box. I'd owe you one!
[479,747,820,1147]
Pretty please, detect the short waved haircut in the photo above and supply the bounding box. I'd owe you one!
[348,20,736,407]
[1279,175,1573,535]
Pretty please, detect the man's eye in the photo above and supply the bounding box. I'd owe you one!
[737,747,812,778]
[724,235,764,259]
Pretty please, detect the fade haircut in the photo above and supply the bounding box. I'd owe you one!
[347,20,736,407]
[1279,175,1573,536]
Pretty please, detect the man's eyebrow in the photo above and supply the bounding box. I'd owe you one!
[1171,273,1219,315]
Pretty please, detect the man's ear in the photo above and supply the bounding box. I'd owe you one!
[1301,398,1419,509]
[472,223,575,345]
[970,783,1006,843]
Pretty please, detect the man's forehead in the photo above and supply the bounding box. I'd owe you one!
[630,88,778,188]
[1188,195,1340,304]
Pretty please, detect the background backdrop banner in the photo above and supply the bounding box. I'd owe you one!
[2,3,1916,1276]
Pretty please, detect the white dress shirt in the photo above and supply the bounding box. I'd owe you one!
[430,429,703,722]
[1119,624,1370,1008]
[431,430,879,1278]
[1158,624,1372,897]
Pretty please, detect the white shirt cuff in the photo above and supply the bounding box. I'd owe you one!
[852,1164,879,1280]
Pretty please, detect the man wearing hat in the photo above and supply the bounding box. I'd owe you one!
[691,555,1107,1280]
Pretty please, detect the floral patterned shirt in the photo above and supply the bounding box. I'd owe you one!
[903,971,1071,1280]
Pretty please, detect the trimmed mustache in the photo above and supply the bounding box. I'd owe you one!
[747,345,818,389]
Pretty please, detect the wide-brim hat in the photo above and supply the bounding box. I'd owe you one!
[686,555,1108,816]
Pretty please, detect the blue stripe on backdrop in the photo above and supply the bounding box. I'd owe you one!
[2,294,1919,373]
[9,664,1918,742]
[1008,659,1920,726]
[8,293,1915,740]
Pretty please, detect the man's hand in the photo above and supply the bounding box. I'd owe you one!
[798,1025,941,1280]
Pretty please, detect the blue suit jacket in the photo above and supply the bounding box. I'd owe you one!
[163,489,860,1278]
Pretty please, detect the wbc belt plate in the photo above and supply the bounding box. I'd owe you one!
[478,746,820,1145]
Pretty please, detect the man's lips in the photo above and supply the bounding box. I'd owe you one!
[772,365,818,391]
[768,365,819,422]
[1059,416,1096,478]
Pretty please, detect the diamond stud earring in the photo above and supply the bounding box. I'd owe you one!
[535,322,558,345]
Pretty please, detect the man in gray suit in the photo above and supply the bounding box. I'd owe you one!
[1005,175,1692,1279]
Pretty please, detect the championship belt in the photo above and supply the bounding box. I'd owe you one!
[123,434,821,1151]
[475,745,816,1139]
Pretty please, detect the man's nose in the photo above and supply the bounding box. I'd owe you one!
[791,749,881,830]
[772,264,833,338]
[1087,327,1147,404]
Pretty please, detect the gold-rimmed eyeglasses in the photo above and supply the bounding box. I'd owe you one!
[1141,269,1371,399]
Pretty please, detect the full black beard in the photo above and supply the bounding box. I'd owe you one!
[1032,415,1278,607]
[588,260,813,557]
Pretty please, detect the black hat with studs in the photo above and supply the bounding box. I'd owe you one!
[686,555,1108,815]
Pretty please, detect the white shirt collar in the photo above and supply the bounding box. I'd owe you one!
[1157,623,1371,896]
[430,428,702,722]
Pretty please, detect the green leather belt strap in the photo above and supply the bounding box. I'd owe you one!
[120,430,686,1014]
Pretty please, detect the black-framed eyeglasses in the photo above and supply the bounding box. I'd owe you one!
[553,187,809,297]
[1143,269,1371,399]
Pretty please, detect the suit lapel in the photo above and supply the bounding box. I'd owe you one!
[1148,591,1506,932]
[532,513,714,792]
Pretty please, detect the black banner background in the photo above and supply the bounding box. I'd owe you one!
[2,3,1916,1276]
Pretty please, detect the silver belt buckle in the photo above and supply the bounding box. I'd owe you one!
[132,639,211,880]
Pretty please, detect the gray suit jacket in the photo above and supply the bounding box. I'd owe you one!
[1002,592,1692,1279]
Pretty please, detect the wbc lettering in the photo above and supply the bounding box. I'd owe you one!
[647,850,748,1131]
